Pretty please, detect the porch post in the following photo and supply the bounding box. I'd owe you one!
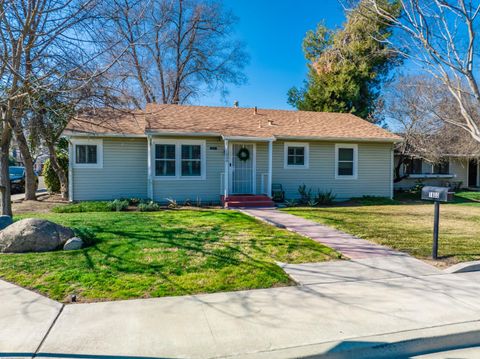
[147,135,153,200]
[224,139,229,198]
[267,140,273,198]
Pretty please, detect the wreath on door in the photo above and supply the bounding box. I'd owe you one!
[237,147,250,162]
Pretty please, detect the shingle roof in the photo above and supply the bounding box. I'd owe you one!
[65,104,401,142]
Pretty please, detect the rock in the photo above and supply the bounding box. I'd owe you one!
[0,218,75,253]
[0,215,13,230]
[63,237,83,251]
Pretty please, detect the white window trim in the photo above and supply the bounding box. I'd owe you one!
[152,139,206,180]
[284,142,309,169]
[335,144,358,180]
[71,139,103,169]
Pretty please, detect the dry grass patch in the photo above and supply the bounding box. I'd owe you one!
[283,202,480,265]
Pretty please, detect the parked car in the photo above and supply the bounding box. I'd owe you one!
[9,166,38,193]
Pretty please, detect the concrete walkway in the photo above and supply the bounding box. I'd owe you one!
[242,208,404,259]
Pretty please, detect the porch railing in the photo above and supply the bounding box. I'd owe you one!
[220,172,224,195]
[260,173,268,195]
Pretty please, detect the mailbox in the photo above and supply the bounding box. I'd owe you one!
[421,186,454,202]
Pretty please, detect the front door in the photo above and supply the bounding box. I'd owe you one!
[469,159,478,187]
[230,143,255,194]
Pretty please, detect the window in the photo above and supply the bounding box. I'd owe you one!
[152,140,205,180]
[76,145,97,164]
[181,145,201,176]
[335,144,358,179]
[72,139,103,168]
[404,158,423,175]
[155,144,176,176]
[433,161,450,175]
[284,142,309,169]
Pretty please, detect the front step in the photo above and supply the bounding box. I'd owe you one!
[221,195,275,208]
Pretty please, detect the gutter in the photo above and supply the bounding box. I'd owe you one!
[221,135,276,142]
[63,132,147,139]
[276,135,403,143]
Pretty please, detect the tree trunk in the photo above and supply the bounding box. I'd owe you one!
[47,141,68,200]
[12,125,37,200]
[0,127,12,216]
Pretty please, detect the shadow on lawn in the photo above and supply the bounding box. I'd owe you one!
[65,210,328,296]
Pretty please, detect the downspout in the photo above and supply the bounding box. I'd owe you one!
[147,135,153,200]
[67,138,74,202]
[267,140,273,198]
[390,144,394,199]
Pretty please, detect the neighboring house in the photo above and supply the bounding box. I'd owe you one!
[64,104,401,205]
[394,154,479,190]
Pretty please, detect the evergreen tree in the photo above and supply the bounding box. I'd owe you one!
[288,0,401,122]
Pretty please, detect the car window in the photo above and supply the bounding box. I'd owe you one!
[9,167,24,176]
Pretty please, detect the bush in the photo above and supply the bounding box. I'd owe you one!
[107,199,129,212]
[43,153,68,193]
[298,184,312,205]
[138,201,161,212]
[315,190,336,205]
[52,201,111,213]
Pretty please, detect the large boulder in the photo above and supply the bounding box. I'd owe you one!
[0,218,75,253]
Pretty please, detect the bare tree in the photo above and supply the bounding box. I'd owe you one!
[384,75,480,181]
[103,0,248,108]
[361,0,480,143]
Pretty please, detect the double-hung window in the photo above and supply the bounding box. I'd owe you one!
[155,144,176,177]
[181,145,202,176]
[284,142,309,169]
[72,139,103,168]
[153,140,205,179]
[335,144,358,179]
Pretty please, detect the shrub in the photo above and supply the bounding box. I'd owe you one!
[52,201,111,213]
[284,199,297,207]
[166,198,179,209]
[107,199,129,212]
[43,153,68,193]
[298,184,312,204]
[138,201,161,212]
[315,190,336,205]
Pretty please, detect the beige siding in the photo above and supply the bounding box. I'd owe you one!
[72,138,148,201]
[152,138,224,203]
[271,141,393,200]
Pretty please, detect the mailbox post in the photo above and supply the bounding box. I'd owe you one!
[421,186,454,260]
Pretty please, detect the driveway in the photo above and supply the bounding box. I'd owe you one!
[11,176,47,202]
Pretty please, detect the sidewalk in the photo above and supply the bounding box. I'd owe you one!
[3,270,480,358]
[241,208,403,259]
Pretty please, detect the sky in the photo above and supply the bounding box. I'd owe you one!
[196,0,347,110]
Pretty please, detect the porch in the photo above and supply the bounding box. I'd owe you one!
[220,137,275,208]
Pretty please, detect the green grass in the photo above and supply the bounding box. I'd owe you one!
[52,201,111,213]
[0,210,339,302]
[283,193,480,264]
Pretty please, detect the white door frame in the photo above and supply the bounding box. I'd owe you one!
[228,142,256,194]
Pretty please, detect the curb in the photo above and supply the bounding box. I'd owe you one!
[444,260,480,274]
[233,321,480,359]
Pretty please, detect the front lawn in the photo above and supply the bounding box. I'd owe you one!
[0,210,339,302]
[283,195,480,264]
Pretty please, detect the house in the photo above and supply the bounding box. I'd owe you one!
[394,155,479,190]
[64,104,401,206]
